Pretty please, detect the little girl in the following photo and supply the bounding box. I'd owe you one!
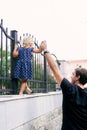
[13,36,42,95]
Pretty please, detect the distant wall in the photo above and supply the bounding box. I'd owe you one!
[0,92,62,130]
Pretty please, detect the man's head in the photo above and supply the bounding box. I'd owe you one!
[71,68,87,85]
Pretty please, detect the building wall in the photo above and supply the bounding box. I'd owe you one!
[59,59,87,78]
[14,107,62,130]
[59,60,69,77]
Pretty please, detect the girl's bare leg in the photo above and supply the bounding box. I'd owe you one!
[25,82,32,94]
[19,81,26,95]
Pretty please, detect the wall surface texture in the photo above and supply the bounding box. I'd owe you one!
[0,92,62,130]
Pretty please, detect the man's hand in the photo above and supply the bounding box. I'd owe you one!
[40,40,47,51]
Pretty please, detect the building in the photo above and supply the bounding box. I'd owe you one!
[59,59,87,78]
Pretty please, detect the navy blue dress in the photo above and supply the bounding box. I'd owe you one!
[14,47,34,80]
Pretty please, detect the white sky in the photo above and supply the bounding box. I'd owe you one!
[0,0,87,60]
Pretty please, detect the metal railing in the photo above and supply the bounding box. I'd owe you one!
[0,19,59,95]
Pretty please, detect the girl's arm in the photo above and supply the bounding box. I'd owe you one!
[32,47,42,53]
[13,44,19,58]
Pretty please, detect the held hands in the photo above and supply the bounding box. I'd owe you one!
[40,40,47,51]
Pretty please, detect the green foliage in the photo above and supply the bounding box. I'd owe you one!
[0,49,11,87]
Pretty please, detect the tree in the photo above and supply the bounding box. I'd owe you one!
[0,49,11,94]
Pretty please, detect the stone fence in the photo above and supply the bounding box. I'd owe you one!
[0,92,62,130]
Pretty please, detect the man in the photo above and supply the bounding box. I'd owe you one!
[40,41,87,130]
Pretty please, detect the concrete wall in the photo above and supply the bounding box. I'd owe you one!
[0,92,62,130]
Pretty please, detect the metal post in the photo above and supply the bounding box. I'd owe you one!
[11,30,18,94]
[44,56,48,92]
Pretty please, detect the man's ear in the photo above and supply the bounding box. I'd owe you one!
[77,75,80,80]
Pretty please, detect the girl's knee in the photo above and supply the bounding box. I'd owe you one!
[21,79,27,83]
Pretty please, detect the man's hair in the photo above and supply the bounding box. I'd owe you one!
[75,68,87,85]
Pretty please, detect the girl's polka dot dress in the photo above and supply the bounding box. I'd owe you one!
[14,47,34,80]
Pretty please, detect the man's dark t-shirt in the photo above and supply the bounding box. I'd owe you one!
[61,78,87,130]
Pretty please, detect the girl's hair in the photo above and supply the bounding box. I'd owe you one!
[75,68,87,85]
[21,36,34,46]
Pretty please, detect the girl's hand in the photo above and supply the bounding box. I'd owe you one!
[14,44,18,50]
[13,44,19,57]
[39,45,43,52]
